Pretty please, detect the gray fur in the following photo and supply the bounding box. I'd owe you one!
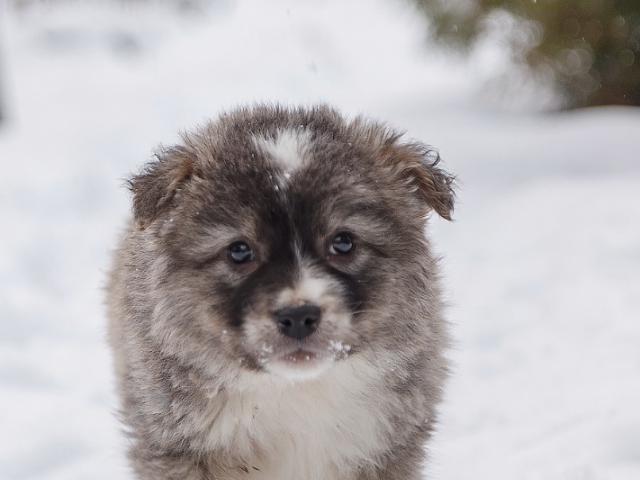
[106,104,454,480]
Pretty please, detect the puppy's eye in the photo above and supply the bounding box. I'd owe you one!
[329,232,354,256]
[228,241,255,264]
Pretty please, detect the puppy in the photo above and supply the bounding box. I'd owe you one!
[106,105,454,480]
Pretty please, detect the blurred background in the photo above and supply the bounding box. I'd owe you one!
[0,1,639,479]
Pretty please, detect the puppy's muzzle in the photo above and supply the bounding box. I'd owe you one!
[273,304,321,340]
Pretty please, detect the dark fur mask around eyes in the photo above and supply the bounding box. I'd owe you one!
[125,105,454,372]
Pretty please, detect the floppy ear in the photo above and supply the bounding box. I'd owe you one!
[127,145,194,229]
[382,139,456,220]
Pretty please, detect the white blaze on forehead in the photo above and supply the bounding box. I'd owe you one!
[253,128,311,173]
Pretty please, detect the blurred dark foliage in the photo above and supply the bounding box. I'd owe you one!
[415,0,640,108]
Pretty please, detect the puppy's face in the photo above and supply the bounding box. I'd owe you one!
[130,107,454,381]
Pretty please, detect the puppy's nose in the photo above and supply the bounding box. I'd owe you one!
[273,305,321,340]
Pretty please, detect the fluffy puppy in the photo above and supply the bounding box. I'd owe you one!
[106,104,454,480]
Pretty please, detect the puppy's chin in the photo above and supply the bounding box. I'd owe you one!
[254,339,355,382]
[265,350,334,381]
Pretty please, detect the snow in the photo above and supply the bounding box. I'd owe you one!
[1,1,639,479]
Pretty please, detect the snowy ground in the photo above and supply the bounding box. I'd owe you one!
[1,1,639,479]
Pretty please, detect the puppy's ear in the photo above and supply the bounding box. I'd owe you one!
[128,146,194,229]
[382,138,455,220]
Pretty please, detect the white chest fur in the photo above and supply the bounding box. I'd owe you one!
[203,356,394,480]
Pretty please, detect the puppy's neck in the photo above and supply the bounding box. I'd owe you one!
[203,354,393,480]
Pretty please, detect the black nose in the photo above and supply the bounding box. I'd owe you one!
[273,305,321,340]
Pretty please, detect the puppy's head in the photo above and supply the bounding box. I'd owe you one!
[129,105,454,381]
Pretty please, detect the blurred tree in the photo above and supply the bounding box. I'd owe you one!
[414,0,640,108]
